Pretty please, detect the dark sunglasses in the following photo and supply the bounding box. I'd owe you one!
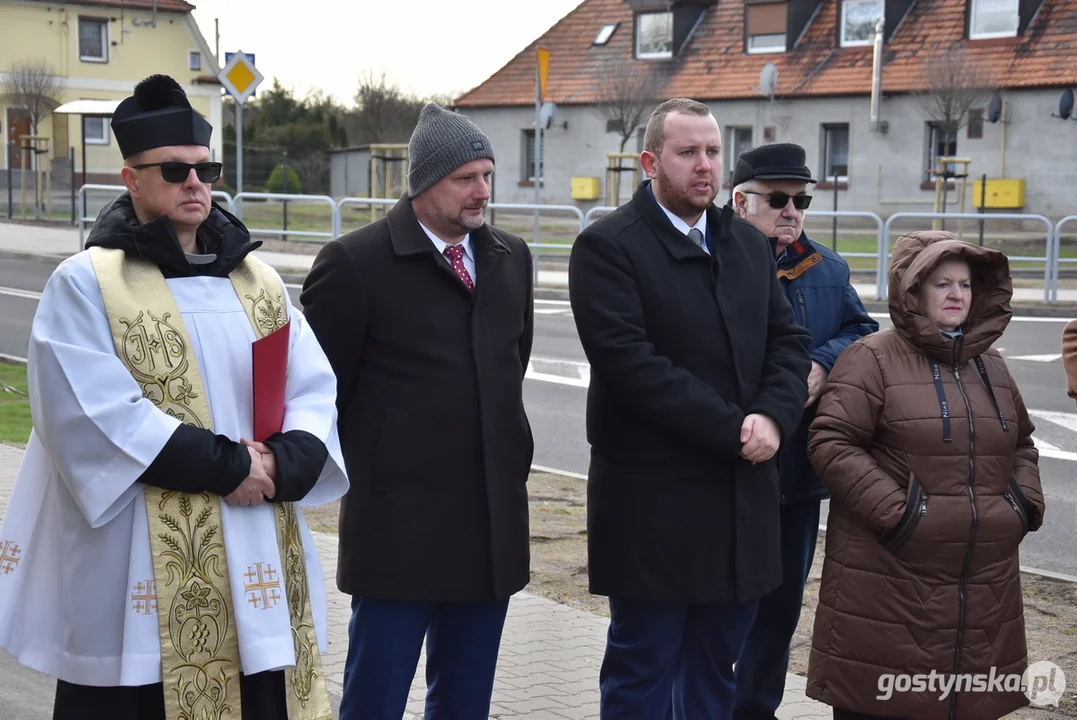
[743,190,812,210]
[132,161,223,184]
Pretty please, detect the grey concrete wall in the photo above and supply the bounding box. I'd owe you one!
[463,89,1077,222]
[466,105,641,215]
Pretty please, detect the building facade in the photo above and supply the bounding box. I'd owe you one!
[455,0,1077,220]
[0,0,221,186]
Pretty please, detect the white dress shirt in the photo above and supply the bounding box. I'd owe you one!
[418,221,478,283]
[654,198,710,255]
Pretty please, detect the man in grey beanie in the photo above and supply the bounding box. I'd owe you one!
[302,103,535,720]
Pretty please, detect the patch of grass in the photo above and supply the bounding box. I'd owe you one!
[0,362,31,447]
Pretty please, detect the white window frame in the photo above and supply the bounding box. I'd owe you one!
[822,124,850,183]
[727,126,753,173]
[748,33,786,54]
[636,12,673,59]
[969,0,1019,40]
[594,23,619,46]
[83,115,110,146]
[78,17,109,63]
[188,49,202,71]
[925,122,958,183]
[840,0,884,47]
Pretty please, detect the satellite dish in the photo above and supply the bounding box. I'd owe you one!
[759,63,778,99]
[1059,89,1074,120]
[538,101,558,130]
[986,92,1002,123]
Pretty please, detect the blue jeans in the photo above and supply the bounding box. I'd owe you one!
[734,500,821,719]
[338,596,510,720]
[599,597,760,720]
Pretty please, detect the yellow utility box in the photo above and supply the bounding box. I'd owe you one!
[971,179,1025,209]
[571,176,601,201]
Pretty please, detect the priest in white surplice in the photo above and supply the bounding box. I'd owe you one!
[0,74,347,720]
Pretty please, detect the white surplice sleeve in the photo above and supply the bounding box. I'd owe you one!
[282,299,349,507]
[27,256,181,528]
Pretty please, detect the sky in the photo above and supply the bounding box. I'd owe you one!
[189,0,584,106]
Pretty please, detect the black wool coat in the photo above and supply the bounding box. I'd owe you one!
[300,195,535,602]
[569,181,812,604]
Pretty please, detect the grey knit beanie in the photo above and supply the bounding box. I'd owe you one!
[407,103,495,198]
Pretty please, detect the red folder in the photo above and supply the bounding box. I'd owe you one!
[252,320,290,443]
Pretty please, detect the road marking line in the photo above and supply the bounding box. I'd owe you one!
[0,353,27,364]
[1007,353,1063,362]
[1039,448,1077,462]
[526,369,589,388]
[531,464,588,480]
[0,286,43,300]
[1029,409,1077,433]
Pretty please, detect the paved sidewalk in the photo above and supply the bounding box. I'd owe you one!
[2,219,1075,306]
[0,443,830,719]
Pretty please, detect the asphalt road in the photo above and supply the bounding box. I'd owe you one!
[1,255,1076,713]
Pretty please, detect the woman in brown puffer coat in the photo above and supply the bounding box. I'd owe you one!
[805,231,1045,720]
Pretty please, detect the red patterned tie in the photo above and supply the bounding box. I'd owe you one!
[444,244,475,293]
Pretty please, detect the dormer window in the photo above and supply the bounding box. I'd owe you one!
[840,0,884,47]
[637,12,673,58]
[594,23,619,46]
[745,3,787,54]
[969,0,1019,39]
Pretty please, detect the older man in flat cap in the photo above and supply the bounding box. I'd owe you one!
[729,143,876,720]
[0,73,348,720]
[301,103,535,720]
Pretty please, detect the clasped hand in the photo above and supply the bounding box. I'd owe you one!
[224,438,278,506]
[739,413,781,464]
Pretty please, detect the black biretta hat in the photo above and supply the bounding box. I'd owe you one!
[111,74,212,158]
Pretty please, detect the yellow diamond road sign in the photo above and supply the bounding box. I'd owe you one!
[218,50,262,105]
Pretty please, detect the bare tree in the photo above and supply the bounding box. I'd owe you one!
[593,56,666,154]
[1,58,63,136]
[348,71,425,144]
[592,56,665,203]
[915,46,996,165]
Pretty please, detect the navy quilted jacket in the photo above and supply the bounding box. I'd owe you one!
[775,233,878,504]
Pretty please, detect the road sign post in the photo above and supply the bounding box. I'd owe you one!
[217,50,263,197]
[533,47,550,277]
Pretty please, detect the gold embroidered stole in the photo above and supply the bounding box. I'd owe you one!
[89,247,331,720]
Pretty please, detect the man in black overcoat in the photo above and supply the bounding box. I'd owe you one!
[301,103,535,720]
[568,98,812,720]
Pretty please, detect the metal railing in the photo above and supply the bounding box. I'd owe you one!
[1052,216,1077,305]
[881,212,1056,303]
[335,197,400,236]
[67,186,1070,303]
[803,211,886,299]
[231,192,337,242]
[584,206,619,227]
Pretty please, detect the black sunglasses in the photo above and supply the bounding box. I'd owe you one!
[743,190,812,210]
[132,161,223,184]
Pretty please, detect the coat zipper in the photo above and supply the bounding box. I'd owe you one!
[950,355,979,720]
[795,288,807,326]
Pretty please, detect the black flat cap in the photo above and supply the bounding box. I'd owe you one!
[111,74,212,158]
[730,143,817,188]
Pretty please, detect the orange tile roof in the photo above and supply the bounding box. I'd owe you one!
[28,0,195,12]
[455,0,1077,107]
